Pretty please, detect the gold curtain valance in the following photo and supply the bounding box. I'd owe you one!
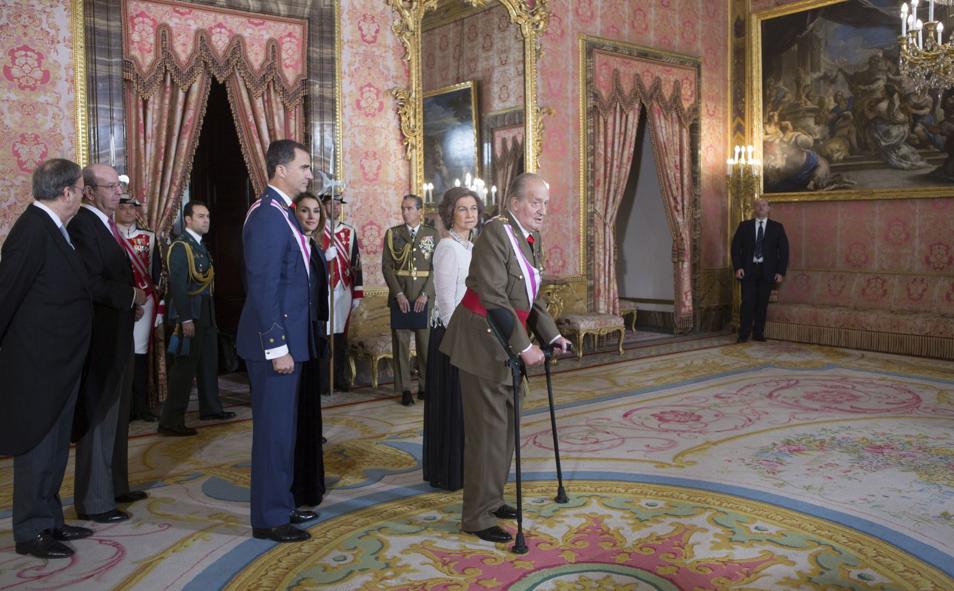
[123,25,307,108]
[592,69,697,128]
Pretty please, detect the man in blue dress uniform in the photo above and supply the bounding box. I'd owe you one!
[236,139,319,542]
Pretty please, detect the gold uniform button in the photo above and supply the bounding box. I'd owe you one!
[281,335,286,340]
[518,275,523,280]
[283,313,288,318]
[269,338,275,343]
[486,328,491,333]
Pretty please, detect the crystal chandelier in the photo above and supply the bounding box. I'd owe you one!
[900,0,954,92]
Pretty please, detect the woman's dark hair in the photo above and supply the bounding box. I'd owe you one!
[438,186,483,231]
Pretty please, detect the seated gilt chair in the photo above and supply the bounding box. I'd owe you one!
[346,298,416,390]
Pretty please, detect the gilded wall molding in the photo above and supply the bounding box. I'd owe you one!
[387,0,549,191]
[73,0,89,166]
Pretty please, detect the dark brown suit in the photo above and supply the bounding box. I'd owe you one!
[440,212,560,531]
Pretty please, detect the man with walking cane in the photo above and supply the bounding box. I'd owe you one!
[441,173,571,545]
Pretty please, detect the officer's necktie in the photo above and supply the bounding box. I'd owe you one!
[410,227,417,240]
[755,220,764,261]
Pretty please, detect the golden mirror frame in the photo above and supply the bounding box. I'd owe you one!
[386,0,550,194]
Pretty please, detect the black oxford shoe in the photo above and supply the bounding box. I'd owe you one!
[76,509,129,523]
[400,391,415,406]
[115,490,148,504]
[466,526,513,543]
[51,524,93,541]
[290,509,318,524]
[492,504,518,520]
[252,524,310,543]
[737,335,748,343]
[416,390,426,401]
[15,532,73,559]
[199,411,236,420]
[753,334,767,342]
[158,424,198,436]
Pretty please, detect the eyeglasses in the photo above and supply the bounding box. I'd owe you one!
[68,184,84,193]
[89,183,121,190]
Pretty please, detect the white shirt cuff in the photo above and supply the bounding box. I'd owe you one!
[520,343,532,353]
[548,334,563,344]
[182,319,193,325]
[264,344,289,360]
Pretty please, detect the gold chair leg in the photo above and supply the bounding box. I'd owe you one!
[576,331,584,360]
[348,355,357,388]
[371,356,380,390]
[617,328,624,355]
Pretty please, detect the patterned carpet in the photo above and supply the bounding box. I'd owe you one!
[1,340,953,590]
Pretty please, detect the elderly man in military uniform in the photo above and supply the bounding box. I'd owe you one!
[158,200,233,436]
[440,173,571,543]
[382,194,438,406]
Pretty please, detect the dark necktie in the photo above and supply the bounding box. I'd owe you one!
[755,221,764,260]
[410,227,417,240]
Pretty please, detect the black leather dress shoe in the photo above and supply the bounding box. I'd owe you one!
[290,509,318,524]
[753,334,767,342]
[51,524,93,541]
[15,532,73,559]
[158,424,198,436]
[737,335,749,343]
[335,382,350,393]
[322,436,328,444]
[465,525,512,543]
[132,412,158,422]
[416,390,426,401]
[492,504,518,520]
[199,411,237,420]
[252,524,310,542]
[400,391,415,406]
[115,490,148,504]
[76,509,129,523]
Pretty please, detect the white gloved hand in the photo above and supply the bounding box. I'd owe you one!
[325,246,337,261]
[351,299,361,310]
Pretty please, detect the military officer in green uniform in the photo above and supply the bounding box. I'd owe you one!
[158,201,234,436]
[440,173,571,543]
[382,194,439,406]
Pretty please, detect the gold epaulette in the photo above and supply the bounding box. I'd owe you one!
[488,215,508,223]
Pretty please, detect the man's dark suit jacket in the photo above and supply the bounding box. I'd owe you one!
[68,205,136,436]
[0,205,92,455]
[731,218,789,281]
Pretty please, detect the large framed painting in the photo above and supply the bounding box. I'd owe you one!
[423,81,480,200]
[752,0,954,201]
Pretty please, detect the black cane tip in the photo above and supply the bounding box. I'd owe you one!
[511,533,529,554]
[555,487,569,504]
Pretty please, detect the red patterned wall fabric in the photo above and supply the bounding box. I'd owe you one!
[421,4,525,115]
[0,0,78,245]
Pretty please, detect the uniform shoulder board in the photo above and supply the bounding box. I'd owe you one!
[489,215,508,223]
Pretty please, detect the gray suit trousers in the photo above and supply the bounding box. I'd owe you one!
[460,370,516,532]
[112,354,135,497]
[13,382,80,542]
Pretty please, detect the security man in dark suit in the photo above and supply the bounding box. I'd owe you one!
[159,200,234,436]
[0,159,93,559]
[731,198,789,342]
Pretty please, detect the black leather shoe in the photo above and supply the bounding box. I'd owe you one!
[76,509,129,523]
[416,390,426,401]
[465,525,512,543]
[15,532,73,559]
[753,334,767,342]
[492,504,518,519]
[737,335,749,343]
[290,509,318,524]
[115,490,148,504]
[335,382,350,393]
[400,391,415,406]
[252,524,310,542]
[199,411,236,420]
[322,436,328,444]
[158,424,198,436]
[51,524,93,541]
[132,412,158,422]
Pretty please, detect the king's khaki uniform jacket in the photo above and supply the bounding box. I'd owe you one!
[440,212,559,384]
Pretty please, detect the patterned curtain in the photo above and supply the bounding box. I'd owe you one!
[592,94,641,315]
[647,100,695,332]
[226,75,304,196]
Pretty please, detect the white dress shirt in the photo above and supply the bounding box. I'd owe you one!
[433,232,472,326]
[185,227,203,243]
[753,217,767,263]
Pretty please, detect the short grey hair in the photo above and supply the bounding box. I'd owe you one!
[32,158,81,201]
[505,172,546,211]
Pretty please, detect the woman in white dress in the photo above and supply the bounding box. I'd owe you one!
[423,187,483,490]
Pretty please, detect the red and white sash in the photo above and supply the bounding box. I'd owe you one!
[245,198,311,276]
[502,223,540,303]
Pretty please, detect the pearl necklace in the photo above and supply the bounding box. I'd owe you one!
[448,229,472,249]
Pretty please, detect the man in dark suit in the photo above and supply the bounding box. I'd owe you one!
[0,159,94,559]
[440,173,571,543]
[159,200,234,436]
[236,140,319,543]
[382,195,438,406]
[69,163,149,524]
[731,198,789,343]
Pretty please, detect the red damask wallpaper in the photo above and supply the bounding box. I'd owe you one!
[340,0,412,287]
[537,0,729,275]
[421,4,525,115]
[0,0,78,244]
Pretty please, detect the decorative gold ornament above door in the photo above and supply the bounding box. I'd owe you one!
[387,0,550,198]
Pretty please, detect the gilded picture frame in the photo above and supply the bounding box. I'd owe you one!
[422,81,480,198]
[750,0,954,202]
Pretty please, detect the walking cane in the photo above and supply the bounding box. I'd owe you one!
[542,345,569,504]
[485,309,529,555]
